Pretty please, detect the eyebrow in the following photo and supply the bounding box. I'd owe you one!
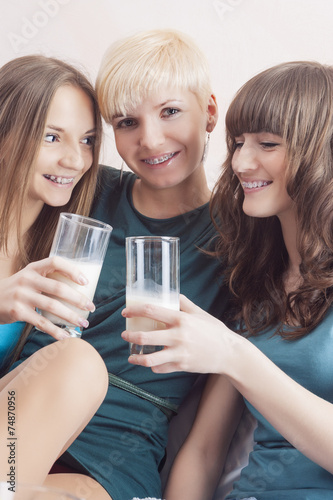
[46,124,97,134]
[159,99,183,107]
[112,100,184,120]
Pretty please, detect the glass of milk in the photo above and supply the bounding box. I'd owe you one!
[40,212,112,337]
[126,236,180,354]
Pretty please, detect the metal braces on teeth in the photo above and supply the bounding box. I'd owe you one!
[242,181,268,188]
[46,175,73,185]
[144,153,174,165]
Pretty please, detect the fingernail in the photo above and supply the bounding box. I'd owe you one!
[86,301,95,312]
[78,274,88,285]
[78,318,89,328]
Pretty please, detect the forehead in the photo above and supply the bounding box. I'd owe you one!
[116,87,200,117]
[47,85,95,128]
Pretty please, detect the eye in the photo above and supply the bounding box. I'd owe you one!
[115,118,136,129]
[234,141,243,150]
[162,107,180,117]
[260,142,280,149]
[81,135,95,147]
[44,133,58,143]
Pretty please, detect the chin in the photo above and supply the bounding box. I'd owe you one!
[44,196,71,207]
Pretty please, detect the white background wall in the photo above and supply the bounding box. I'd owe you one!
[2,0,333,187]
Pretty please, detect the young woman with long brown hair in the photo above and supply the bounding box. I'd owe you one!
[0,55,108,497]
[122,61,333,499]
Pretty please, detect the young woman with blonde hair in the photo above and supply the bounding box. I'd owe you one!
[16,30,229,500]
[122,61,333,499]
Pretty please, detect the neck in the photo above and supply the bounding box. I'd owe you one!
[132,169,211,219]
[21,199,44,234]
[279,211,302,291]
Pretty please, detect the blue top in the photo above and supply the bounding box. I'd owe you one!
[227,309,333,500]
[15,166,229,500]
[0,322,25,372]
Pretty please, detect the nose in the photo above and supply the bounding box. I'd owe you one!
[59,143,85,171]
[232,144,259,173]
[139,118,164,150]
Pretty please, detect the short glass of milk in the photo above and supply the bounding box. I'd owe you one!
[40,212,112,337]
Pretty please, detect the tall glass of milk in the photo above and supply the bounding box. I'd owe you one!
[126,236,180,354]
[40,212,112,337]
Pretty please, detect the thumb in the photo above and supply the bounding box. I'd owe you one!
[179,294,204,314]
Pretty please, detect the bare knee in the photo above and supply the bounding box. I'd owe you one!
[20,338,108,406]
[56,338,108,403]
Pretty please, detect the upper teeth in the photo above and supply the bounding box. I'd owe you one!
[242,181,269,189]
[144,153,175,165]
[45,175,74,184]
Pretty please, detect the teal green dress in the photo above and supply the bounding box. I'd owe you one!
[17,166,229,500]
[227,309,333,500]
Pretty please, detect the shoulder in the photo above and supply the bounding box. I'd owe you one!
[96,165,121,187]
[93,165,129,203]
[90,165,135,222]
[95,165,135,194]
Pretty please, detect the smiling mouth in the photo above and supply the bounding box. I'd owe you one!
[242,180,272,189]
[44,175,74,185]
[143,152,176,165]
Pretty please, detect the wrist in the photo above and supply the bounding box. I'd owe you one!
[222,331,254,381]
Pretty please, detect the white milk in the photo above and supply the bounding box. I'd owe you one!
[126,293,179,332]
[42,260,102,326]
[126,294,179,355]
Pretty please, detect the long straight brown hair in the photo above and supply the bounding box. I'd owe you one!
[0,55,102,367]
[211,61,333,339]
[0,54,102,267]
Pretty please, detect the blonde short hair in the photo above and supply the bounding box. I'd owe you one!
[96,29,212,122]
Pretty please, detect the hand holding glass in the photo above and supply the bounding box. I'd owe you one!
[40,213,112,337]
[126,236,180,354]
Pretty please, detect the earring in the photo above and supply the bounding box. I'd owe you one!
[202,132,210,163]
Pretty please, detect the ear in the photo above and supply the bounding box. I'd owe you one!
[206,94,218,133]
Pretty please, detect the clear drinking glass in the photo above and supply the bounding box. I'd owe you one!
[126,236,180,354]
[0,482,83,499]
[39,213,112,337]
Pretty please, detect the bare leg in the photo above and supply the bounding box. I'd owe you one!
[44,473,112,499]
[0,338,108,485]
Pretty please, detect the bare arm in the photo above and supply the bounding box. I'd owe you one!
[164,374,244,500]
[121,295,333,474]
[0,256,95,340]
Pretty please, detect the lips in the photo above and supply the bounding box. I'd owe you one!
[143,152,176,165]
[44,174,74,185]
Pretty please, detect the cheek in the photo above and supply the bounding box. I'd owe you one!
[113,135,128,160]
[231,154,237,173]
[83,151,94,171]
[185,125,205,155]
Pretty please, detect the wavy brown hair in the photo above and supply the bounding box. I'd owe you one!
[0,55,102,368]
[210,61,333,339]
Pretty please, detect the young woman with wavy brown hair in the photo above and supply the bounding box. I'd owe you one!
[122,61,333,499]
